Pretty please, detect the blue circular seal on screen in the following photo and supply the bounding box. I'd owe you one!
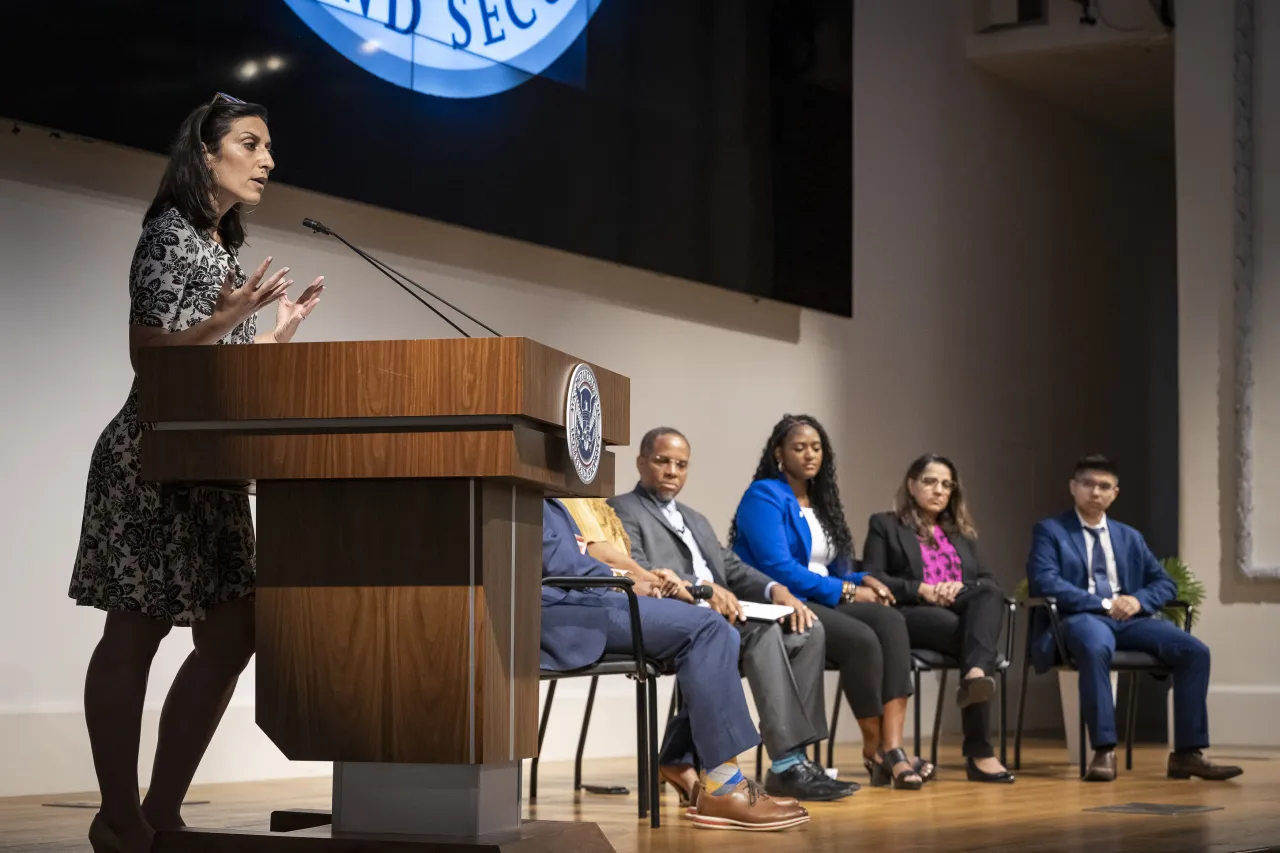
[565,363,602,485]
[282,0,604,99]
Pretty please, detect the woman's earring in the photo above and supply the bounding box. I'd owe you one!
[776,459,783,473]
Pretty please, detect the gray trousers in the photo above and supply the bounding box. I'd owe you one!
[739,618,829,759]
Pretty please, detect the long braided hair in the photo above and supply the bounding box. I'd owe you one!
[729,414,855,563]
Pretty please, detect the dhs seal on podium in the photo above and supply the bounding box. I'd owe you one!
[565,363,602,485]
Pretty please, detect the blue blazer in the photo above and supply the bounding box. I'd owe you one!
[540,499,618,672]
[730,476,863,607]
[1025,510,1177,672]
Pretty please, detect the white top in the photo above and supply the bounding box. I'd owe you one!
[801,507,833,576]
[1076,510,1121,596]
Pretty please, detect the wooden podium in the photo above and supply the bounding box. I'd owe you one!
[136,337,628,853]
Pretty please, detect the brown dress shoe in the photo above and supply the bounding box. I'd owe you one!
[690,779,799,813]
[1084,749,1117,782]
[690,777,809,831]
[1167,751,1244,781]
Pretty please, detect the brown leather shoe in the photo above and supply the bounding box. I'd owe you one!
[690,778,809,831]
[689,779,799,812]
[659,765,700,816]
[1167,751,1244,781]
[1084,749,1117,782]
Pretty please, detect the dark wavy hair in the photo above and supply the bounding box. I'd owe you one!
[895,453,978,546]
[144,98,269,252]
[729,414,855,562]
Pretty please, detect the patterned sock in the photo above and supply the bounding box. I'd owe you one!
[701,761,744,796]
[770,750,805,774]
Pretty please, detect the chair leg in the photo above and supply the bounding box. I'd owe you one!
[999,668,1008,768]
[532,681,557,800]
[1013,662,1030,771]
[1125,672,1139,771]
[648,675,661,829]
[1079,698,1087,779]
[931,670,947,768]
[634,677,648,820]
[755,743,764,782]
[827,674,842,769]
[574,676,598,792]
[913,668,922,761]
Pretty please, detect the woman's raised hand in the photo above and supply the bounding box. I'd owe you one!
[214,257,292,327]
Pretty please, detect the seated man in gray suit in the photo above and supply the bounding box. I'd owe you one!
[609,427,854,802]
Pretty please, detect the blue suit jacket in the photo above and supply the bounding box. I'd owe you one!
[540,498,621,672]
[1025,510,1177,672]
[730,476,863,607]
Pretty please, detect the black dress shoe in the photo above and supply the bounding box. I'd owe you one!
[956,675,996,709]
[764,760,856,801]
[965,757,1015,784]
[800,758,860,794]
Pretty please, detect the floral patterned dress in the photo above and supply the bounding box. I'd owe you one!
[68,208,257,624]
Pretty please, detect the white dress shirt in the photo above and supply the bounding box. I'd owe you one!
[659,500,714,584]
[1077,510,1121,596]
[657,498,776,601]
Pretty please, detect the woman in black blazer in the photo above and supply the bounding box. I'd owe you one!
[862,454,1014,783]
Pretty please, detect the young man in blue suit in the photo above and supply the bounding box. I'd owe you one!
[1026,455,1242,782]
[540,498,810,830]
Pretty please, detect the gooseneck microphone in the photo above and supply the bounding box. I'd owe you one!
[300,218,500,338]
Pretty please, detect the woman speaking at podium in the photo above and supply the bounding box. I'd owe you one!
[67,93,324,853]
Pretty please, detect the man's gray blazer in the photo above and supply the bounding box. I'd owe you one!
[608,483,775,603]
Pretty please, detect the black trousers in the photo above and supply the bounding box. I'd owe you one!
[899,583,1005,759]
[809,601,913,720]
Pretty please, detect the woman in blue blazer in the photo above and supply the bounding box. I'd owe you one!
[730,415,926,790]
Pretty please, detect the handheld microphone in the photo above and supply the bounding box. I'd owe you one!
[689,583,714,601]
[299,218,500,338]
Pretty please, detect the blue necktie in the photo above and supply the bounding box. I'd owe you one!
[1087,526,1113,599]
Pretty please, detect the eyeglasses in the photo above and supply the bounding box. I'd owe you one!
[1075,477,1116,494]
[918,476,956,492]
[211,92,246,105]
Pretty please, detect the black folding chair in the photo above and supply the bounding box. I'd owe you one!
[530,576,662,827]
[1013,596,1194,778]
[822,596,1017,769]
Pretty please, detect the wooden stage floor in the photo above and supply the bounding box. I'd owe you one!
[2,742,1277,853]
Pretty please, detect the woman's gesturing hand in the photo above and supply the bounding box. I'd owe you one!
[272,277,324,343]
[214,257,292,327]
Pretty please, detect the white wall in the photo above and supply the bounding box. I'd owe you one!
[967,0,1166,58]
[1176,0,1280,746]
[0,0,1182,796]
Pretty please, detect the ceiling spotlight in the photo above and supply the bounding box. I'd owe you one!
[265,55,285,72]
[238,60,260,80]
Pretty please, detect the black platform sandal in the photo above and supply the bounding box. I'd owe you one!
[864,750,890,787]
[883,747,924,790]
[912,756,936,783]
